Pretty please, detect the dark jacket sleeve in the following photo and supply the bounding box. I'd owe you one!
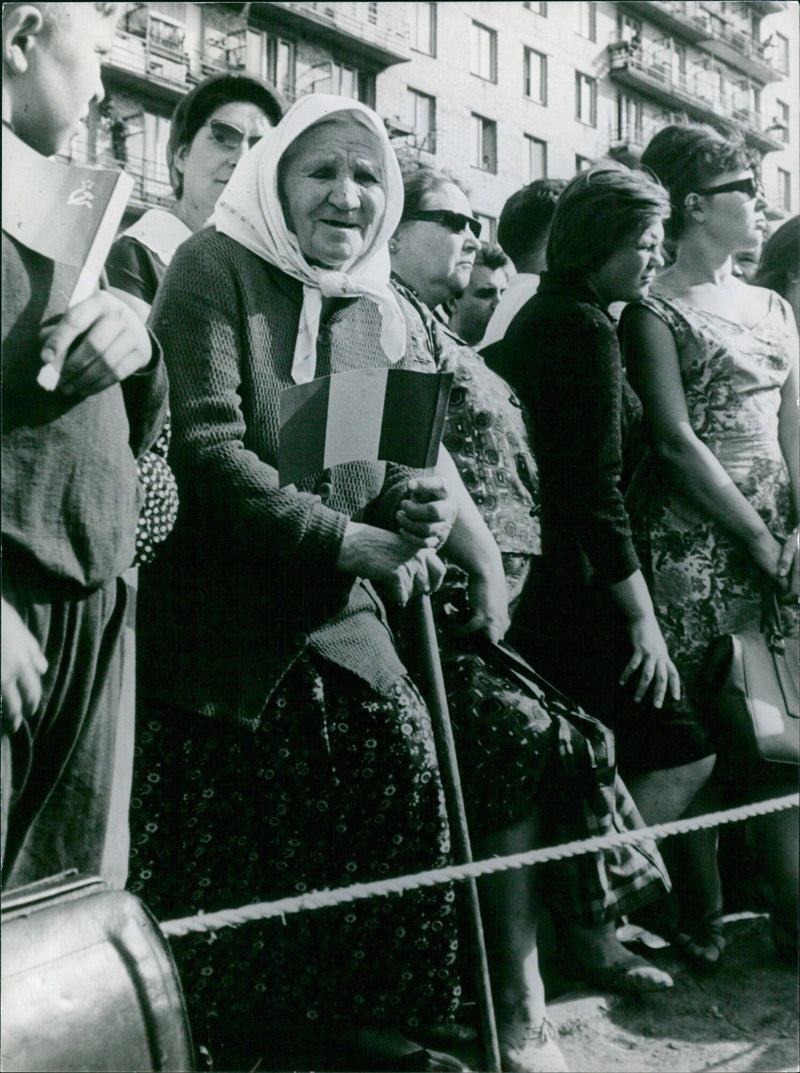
[149,234,349,571]
[507,303,639,586]
[105,235,164,307]
[121,333,169,458]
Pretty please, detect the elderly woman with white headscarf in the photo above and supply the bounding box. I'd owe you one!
[132,95,508,1072]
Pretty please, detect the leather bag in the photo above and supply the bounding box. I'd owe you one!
[697,590,799,773]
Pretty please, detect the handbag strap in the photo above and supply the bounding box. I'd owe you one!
[760,583,786,653]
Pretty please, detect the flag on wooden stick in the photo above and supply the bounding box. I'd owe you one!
[279,368,453,486]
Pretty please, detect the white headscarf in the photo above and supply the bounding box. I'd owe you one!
[214,93,406,384]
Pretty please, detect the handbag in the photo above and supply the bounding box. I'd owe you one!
[697,587,799,773]
[470,635,617,788]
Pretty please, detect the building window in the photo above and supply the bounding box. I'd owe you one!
[471,113,497,173]
[777,100,790,143]
[410,2,437,57]
[523,2,547,15]
[525,135,547,182]
[408,88,436,153]
[524,48,547,104]
[618,93,643,143]
[577,1,597,42]
[471,20,497,82]
[575,72,597,127]
[773,32,790,75]
[475,213,497,243]
[246,31,295,97]
[575,154,593,173]
[778,168,791,212]
[122,109,173,204]
[619,13,642,45]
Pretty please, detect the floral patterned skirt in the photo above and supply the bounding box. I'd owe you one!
[128,652,461,1071]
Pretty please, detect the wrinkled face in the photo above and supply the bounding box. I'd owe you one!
[693,169,768,255]
[11,4,118,156]
[279,117,387,268]
[175,101,274,229]
[589,218,665,306]
[391,183,480,310]
[450,264,508,345]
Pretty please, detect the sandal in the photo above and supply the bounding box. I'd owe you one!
[578,952,673,995]
[673,911,726,972]
[499,1016,569,1073]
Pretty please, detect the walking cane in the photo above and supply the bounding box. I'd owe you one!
[414,594,501,1073]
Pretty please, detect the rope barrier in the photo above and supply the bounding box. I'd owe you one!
[160,791,798,939]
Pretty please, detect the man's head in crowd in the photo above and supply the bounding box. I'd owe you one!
[447,243,510,345]
[2,2,120,156]
[497,178,567,275]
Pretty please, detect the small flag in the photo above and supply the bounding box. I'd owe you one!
[279,368,453,486]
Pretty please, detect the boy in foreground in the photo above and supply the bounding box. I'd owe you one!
[2,2,167,888]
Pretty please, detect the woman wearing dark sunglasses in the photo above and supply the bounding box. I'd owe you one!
[389,167,482,312]
[621,123,799,968]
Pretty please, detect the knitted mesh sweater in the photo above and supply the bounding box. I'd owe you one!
[140,228,437,727]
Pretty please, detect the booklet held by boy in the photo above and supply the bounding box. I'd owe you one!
[2,124,134,390]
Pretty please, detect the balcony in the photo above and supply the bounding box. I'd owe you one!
[248,2,410,68]
[608,42,785,153]
[619,2,713,44]
[700,20,782,82]
[104,11,189,103]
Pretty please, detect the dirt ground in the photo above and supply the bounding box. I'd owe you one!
[443,914,798,1073]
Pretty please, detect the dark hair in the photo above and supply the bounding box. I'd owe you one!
[398,164,470,221]
[497,179,567,269]
[753,215,800,297]
[640,122,757,241]
[167,73,285,198]
[547,163,670,278]
[475,242,509,272]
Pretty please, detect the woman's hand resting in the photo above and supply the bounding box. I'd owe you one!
[451,567,510,644]
[337,522,447,605]
[396,476,457,549]
[777,527,799,603]
[620,613,681,709]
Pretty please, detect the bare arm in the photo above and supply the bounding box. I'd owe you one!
[610,570,680,707]
[623,305,784,580]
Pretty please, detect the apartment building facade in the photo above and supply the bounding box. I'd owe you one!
[62,2,799,239]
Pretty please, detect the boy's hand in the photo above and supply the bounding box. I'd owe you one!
[2,599,47,733]
[39,291,154,396]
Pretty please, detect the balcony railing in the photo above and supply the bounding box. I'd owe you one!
[620,1,713,43]
[106,27,189,90]
[257,2,410,67]
[608,42,785,152]
[700,18,783,82]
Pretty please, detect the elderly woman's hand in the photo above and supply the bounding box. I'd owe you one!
[338,522,447,604]
[396,476,458,550]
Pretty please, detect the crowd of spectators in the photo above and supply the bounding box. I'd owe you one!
[2,5,797,1072]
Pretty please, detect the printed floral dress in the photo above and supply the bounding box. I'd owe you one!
[625,291,799,693]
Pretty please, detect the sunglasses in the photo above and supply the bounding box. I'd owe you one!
[694,177,764,200]
[404,209,482,239]
[205,118,264,152]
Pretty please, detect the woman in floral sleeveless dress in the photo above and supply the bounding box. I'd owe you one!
[621,124,798,968]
